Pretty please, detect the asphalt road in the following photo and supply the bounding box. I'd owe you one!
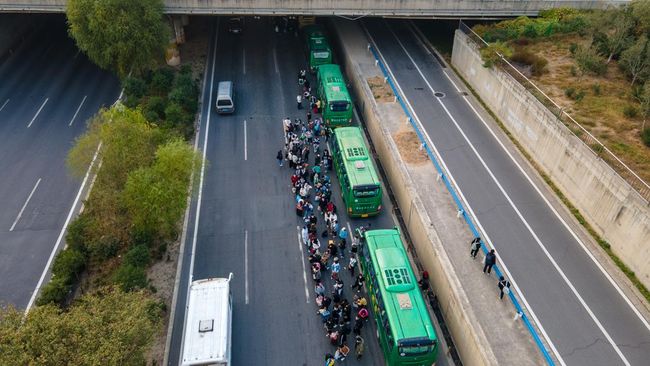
[363,18,650,366]
[168,17,452,366]
[0,16,120,309]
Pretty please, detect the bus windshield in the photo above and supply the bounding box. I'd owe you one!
[353,185,379,198]
[329,101,350,112]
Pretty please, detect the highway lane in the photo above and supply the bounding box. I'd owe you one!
[0,16,120,308]
[168,17,451,366]
[363,18,650,366]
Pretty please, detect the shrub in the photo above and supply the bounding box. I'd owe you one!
[570,65,578,77]
[592,84,602,96]
[574,90,586,101]
[565,87,576,98]
[569,43,578,55]
[142,96,167,122]
[124,244,151,268]
[510,48,549,76]
[66,214,91,254]
[523,23,538,38]
[52,248,86,283]
[169,73,199,114]
[113,264,148,292]
[480,41,513,68]
[36,277,71,306]
[574,45,607,76]
[165,102,191,126]
[179,64,192,75]
[642,128,650,147]
[123,76,147,102]
[623,105,639,118]
[149,68,175,95]
[88,237,120,261]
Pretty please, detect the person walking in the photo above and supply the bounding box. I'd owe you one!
[348,255,358,277]
[483,249,496,275]
[338,227,348,243]
[324,353,335,366]
[354,335,365,360]
[470,236,481,259]
[315,280,326,296]
[331,257,341,280]
[297,94,302,109]
[498,276,511,300]
[351,273,364,291]
[276,150,284,167]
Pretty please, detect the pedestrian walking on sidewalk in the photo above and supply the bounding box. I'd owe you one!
[470,236,481,259]
[483,249,496,275]
[351,273,364,291]
[276,150,284,167]
[498,276,511,300]
[297,94,302,109]
[348,255,358,277]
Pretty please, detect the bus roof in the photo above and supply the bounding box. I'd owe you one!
[181,277,231,366]
[333,127,380,188]
[317,64,351,103]
[364,229,437,343]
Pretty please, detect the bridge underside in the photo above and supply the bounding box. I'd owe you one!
[0,0,624,18]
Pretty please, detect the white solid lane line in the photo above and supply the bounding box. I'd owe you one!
[363,23,566,366]
[273,46,279,74]
[297,226,310,303]
[68,95,87,126]
[388,22,633,365]
[27,98,48,128]
[244,119,248,161]
[179,18,220,366]
[245,230,249,304]
[24,142,103,313]
[10,178,41,232]
[0,99,9,112]
[408,23,650,336]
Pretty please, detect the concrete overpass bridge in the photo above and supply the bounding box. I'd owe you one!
[0,0,626,18]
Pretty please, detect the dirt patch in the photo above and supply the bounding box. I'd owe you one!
[393,126,429,166]
[367,76,395,103]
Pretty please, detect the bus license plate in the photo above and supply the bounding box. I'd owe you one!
[361,214,368,218]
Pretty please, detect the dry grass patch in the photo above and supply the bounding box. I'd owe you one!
[367,76,395,103]
[394,125,428,166]
[522,35,650,182]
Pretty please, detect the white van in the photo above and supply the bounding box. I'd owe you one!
[216,81,235,114]
[181,274,233,366]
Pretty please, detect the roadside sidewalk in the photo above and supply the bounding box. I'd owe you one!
[332,18,544,366]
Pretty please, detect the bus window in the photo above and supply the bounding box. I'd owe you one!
[313,51,330,59]
[399,345,432,356]
[353,185,379,198]
[330,101,350,111]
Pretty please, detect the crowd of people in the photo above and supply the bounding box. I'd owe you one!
[278,70,372,364]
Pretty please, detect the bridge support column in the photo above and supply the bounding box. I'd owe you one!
[171,15,188,44]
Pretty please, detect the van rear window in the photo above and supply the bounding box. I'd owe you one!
[217,99,232,106]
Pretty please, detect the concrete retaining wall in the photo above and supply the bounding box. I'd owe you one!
[0,0,625,16]
[452,29,650,287]
[332,19,498,366]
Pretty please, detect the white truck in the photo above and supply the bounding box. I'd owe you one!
[181,274,233,366]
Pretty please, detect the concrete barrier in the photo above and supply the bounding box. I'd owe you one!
[332,19,498,366]
[452,30,650,288]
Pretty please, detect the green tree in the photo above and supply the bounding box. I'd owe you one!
[480,41,513,68]
[636,82,650,131]
[1,287,162,365]
[122,139,201,240]
[620,35,650,85]
[66,0,168,77]
[590,8,635,63]
[631,0,650,34]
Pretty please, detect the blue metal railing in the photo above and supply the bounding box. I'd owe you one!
[366,42,556,366]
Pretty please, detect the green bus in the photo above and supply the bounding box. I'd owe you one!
[331,127,382,217]
[316,64,353,127]
[359,228,438,366]
[303,24,332,70]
